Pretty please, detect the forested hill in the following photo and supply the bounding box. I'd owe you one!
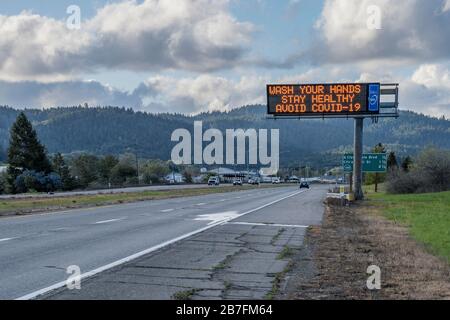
[0,105,449,167]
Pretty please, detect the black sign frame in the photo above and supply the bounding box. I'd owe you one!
[266,83,381,117]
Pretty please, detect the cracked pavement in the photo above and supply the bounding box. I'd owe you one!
[39,186,327,300]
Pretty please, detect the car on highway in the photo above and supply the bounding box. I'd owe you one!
[208,176,220,186]
[299,182,310,189]
[248,178,260,185]
[233,178,243,186]
[272,178,281,184]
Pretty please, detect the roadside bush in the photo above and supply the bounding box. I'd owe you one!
[141,160,170,184]
[386,171,423,194]
[110,162,137,185]
[14,170,62,193]
[414,148,450,192]
[0,172,7,194]
[386,148,450,194]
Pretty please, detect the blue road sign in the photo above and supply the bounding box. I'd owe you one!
[368,83,380,112]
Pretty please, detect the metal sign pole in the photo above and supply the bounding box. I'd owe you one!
[353,118,364,200]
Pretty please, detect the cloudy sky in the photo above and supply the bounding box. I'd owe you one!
[1,0,450,117]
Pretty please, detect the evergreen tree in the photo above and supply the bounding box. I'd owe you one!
[51,153,76,191]
[401,156,413,172]
[98,155,119,185]
[387,151,398,171]
[7,112,52,192]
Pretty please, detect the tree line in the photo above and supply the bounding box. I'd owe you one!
[363,142,450,194]
[1,105,449,170]
[0,113,197,194]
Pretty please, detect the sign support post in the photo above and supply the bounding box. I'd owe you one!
[353,118,364,200]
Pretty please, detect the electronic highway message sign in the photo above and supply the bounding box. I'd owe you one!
[267,83,380,117]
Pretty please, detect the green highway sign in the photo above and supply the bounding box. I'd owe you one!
[343,153,387,173]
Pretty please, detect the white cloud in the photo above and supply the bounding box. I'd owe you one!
[141,74,267,114]
[411,64,450,89]
[305,0,450,65]
[0,80,142,109]
[1,64,450,118]
[359,63,450,118]
[139,67,360,114]
[0,0,254,81]
[443,0,450,12]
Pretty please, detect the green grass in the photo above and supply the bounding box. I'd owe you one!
[265,260,295,300]
[277,245,294,260]
[0,184,285,217]
[366,189,450,262]
[172,289,200,300]
[213,254,233,270]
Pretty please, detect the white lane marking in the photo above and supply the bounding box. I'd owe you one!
[234,196,241,199]
[196,203,207,206]
[16,189,306,300]
[195,211,240,225]
[219,199,226,202]
[93,217,126,225]
[227,222,308,228]
[0,238,15,243]
[160,209,174,213]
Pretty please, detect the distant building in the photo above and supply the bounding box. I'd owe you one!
[165,172,184,183]
[209,167,245,183]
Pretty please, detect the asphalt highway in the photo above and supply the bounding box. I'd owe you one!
[0,185,328,300]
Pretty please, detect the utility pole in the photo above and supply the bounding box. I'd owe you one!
[353,118,364,200]
[135,153,139,184]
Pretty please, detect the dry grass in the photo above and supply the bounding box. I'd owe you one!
[0,184,284,217]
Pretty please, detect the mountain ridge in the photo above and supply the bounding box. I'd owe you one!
[1,105,449,168]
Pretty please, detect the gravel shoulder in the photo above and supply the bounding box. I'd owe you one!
[279,201,450,300]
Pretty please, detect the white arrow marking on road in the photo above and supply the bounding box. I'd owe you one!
[194,211,240,225]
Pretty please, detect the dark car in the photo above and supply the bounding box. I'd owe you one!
[299,182,310,189]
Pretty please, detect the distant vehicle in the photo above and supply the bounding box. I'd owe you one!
[272,178,281,184]
[248,178,260,185]
[233,178,243,186]
[261,176,272,183]
[300,182,310,189]
[208,176,220,186]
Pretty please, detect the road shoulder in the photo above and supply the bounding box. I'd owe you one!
[40,222,306,300]
[280,201,450,299]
